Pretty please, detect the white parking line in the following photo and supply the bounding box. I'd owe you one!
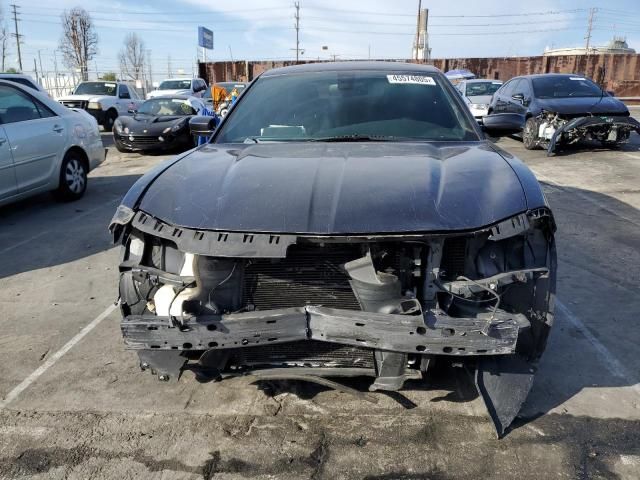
[0,197,121,256]
[0,303,117,409]
[556,300,640,394]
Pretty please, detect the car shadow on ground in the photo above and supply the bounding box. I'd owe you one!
[0,172,141,279]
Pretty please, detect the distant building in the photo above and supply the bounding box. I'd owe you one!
[543,36,636,56]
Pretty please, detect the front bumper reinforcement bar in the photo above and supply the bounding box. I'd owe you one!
[121,306,526,356]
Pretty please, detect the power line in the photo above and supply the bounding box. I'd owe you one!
[304,6,586,18]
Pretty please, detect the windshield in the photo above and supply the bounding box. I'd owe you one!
[532,76,603,98]
[74,82,117,96]
[137,98,196,116]
[158,80,192,90]
[215,71,478,143]
[216,82,246,92]
[465,81,502,97]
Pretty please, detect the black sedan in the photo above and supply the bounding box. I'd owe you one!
[110,62,556,436]
[113,96,203,153]
[484,73,640,153]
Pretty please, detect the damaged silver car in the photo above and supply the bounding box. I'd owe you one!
[110,62,557,436]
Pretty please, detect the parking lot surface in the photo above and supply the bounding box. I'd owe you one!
[1,117,640,479]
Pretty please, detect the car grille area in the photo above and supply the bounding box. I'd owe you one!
[242,244,363,310]
[60,100,88,109]
[118,135,162,150]
[227,340,375,369]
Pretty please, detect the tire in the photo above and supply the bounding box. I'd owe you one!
[55,151,88,201]
[219,108,229,117]
[522,117,541,150]
[104,109,118,130]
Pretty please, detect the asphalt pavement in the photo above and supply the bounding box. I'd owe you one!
[0,123,639,479]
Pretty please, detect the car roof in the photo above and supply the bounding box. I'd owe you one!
[145,94,193,100]
[160,78,194,81]
[511,73,588,80]
[0,73,34,79]
[464,78,502,83]
[262,61,442,77]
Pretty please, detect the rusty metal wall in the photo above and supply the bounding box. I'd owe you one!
[198,54,640,96]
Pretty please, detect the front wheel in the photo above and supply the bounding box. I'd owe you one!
[54,152,88,201]
[523,117,541,150]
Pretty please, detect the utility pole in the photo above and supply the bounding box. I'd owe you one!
[167,55,172,77]
[38,50,44,78]
[10,4,22,71]
[147,50,152,88]
[294,1,300,63]
[414,0,421,61]
[33,57,38,83]
[585,7,596,55]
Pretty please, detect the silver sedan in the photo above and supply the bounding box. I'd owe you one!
[0,79,105,207]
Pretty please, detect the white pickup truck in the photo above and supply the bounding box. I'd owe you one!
[58,81,144,130]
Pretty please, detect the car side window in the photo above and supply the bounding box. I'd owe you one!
[518,79,532,97]
[128,87,140,100]
[119,84,131,99]
[0,85,48,124]
[504,79,521,97]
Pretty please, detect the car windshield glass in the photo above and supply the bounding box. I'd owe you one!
[532,76,603,98]
[216,83,246,92]
[215,71,478,143]
[158,80,192,90]
[137,98,196,116]
[465,81,502,96]
[74,82,117,96]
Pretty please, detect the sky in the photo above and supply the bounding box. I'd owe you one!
[1,0,640,82]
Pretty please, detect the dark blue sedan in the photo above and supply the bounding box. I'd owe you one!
[484,73,640,153]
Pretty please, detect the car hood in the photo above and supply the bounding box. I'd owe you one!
[536,96,628,115]
[467,95,493,105]
[133,142,533,235]
[57,94,108,102]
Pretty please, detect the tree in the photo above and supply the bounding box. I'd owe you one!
[101,72,117,81]
[59,7,98,81]
[119,33,145,81]
[0,6,9,72]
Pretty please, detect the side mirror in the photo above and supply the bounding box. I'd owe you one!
[128,108,137,114]
[189,116,217,136]
[511,93,525,104]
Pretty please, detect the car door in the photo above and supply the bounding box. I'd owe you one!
[0,84,67,193]
[128,86,143,110]
[493,80,514,113]
[510,78,531,116]
[503,79,523,113]
[0,125,18,200]
[116,84,133,115]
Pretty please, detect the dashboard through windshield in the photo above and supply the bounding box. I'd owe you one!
[215,71,479,143]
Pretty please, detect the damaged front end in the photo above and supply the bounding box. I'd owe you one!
[531,110,640,155]
[110,205,556,436]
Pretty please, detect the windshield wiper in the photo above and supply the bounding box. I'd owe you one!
[310,134,404,142]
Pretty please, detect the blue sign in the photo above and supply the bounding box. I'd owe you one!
[198,27,214,50]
